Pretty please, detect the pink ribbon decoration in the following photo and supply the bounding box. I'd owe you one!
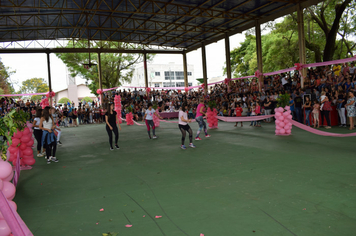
[0,92,47,97]
[96,89,103,95]
[216,115,274,122]
[146,87,151,94]
[294,63,303,71]
[224,78,231,85]
[201,84,205,90]
[289,119,356,137]
[0,191,34,236]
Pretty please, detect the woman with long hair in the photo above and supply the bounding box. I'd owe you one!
[39,106,59,164]
[32,108,45,157]
[195,98,210,140]
[179,103,196,149]
[105,103,122,150]
[143,103,163,139]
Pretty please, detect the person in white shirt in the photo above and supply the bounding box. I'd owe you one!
[143,103,163,139]
[179,104,196,149]
[50,107,62,145]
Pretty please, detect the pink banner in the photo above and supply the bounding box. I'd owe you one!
[0,191,34,236]
[0,92,46,97]
[305,56,356,69]
[289,119,356,137]
[217,115,274,122]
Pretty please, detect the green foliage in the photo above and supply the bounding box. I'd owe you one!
[225,0,355,76]
[102,232,118,236]
[152,101,158,109]
[276,94,290,108]
[19,77,48,101]
[81,96,93,103]
[58,97,71,104]
[196,78,204,84]
[126,106,133,113]
[208,100,217,109]
[0,58,15,94]
[0,109,29,160]
[56,41,155,95]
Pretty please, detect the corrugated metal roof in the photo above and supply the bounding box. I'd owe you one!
[0,0,323,51]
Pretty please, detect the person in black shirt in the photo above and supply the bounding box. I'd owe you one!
[105,103,121,150]
[294,92,303,123]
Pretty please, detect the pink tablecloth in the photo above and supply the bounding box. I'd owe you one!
[159,112,179,119]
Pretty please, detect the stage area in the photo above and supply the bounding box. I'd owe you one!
[14,121,356,236]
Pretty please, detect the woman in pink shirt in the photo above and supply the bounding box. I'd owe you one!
[195,98,210,140]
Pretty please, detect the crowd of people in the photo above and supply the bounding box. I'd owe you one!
[1,62,356,151]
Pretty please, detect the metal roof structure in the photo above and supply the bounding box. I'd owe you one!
[0,0,323,53]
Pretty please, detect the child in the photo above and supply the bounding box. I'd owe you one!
[234,103,243,127]
[313,101,320,128]
[255,102,262,127]
[250,104,256,126]
[320,91,326,111]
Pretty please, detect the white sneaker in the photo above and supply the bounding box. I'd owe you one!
[50,157,59,163]
[153,136,158,139]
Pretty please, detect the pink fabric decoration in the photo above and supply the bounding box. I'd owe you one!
[206,108,218,129]
[217,115,274,122]
[224,78,231,85]
[96,89,103,95]
[153,108,160,127]
[143,215,145,217]
[254,70,263,77]
[99,208,104,212]
[114,95,122,124]
[155,216,162,218]
[125,224,132,227]
[125,113,134,126]
[200,234,204,236]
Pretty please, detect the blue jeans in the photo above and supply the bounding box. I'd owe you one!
[295,107,303,123]
[305,110,311,126]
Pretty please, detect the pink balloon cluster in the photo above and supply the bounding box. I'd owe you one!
[126,112,134,126]
[96,89,103,95]
[40,97,50,109]
[206,108,218,129]
[7,123,35,166]
[45,91,55,98]
[0,159,18,236]
[274,106,293,135]
[114,95,122,124]
[153,107,160,127]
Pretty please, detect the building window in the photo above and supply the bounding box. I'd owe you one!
[154,83,160,87]
[163,82,175,87]
[175,71,184,80]
[164,71,175,80]
[188,72,192,76]
[176,82,185,87]
[155,72,160,76]
[188,83,192,86]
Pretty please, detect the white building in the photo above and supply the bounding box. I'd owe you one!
[127,62,196,88]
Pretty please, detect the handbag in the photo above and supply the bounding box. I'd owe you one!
[323,101,332,111]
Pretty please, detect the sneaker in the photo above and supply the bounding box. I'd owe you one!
[58,141,62,145]
[343,125,347,127]
[189,143,196,148]
[115,145,120,149]
[37,153,43,157]
[181,145,187,150]
[153,136,158,139]
[41,151,46,156]
[339,125,343,127]
[110,147,114,151]
[195,137,202,141]
[50,157,59,163]
[205,134,211,138]
[46,158,51,164]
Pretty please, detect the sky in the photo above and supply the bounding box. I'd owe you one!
[0,33,247,93]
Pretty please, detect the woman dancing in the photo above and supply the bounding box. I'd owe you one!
[179,104,196,149]
[195,98,210,140]
[143,103,163,139]
[105,102,122,150]
[39,106,59,164]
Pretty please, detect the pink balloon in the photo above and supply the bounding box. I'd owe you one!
[0,179,3,191]
[276,126,281,130]
[22,154,34,159]
[26,139,34,147]
[13,130,23,139]
[284,106,291,111]
[275,120,280,124]
[23,147,33,156]
[0,161,12,179]
[11,138,20,147]
[278,107,284,113]
[23,158,36,166]
[286,130,291,134]
[2,181,16,199]
[0,220,11,236]
[23,127,30,135]
[275,112,281,117]
[26,121,33,128]
[280,129,286,134]
[8,153,16,162]
[275,130,280,135]
[278,116,284,121]
[274,108,278,113]
[278,122,285,127]
[283,112,289,117]
[3,171,14,182]
[288,115,293,119]
[19,142,27,150]
[21,135,31,143]
[8,146,18,154]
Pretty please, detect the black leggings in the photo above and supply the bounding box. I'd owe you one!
[321,110,331,126]
[106,125,119,148]
[179,124,193,145]
[43,133,57,158]
[34,129,42,152]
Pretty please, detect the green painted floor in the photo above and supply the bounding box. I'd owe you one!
[14,121,356,236]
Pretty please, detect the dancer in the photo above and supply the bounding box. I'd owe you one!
[179,103,196,149]
[39,106,59,164]
[195,98,210,140]
[32,108,45,157]
[50,107,63,145]
[234,103,243,127]
[143,103,163,139]
[105,102,122,150]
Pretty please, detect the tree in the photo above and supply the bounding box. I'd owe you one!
[19,78,49,101]
[56,41,154,95]
[0,58,15,94]
[81,97,93,103]
[58,97,70,104]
